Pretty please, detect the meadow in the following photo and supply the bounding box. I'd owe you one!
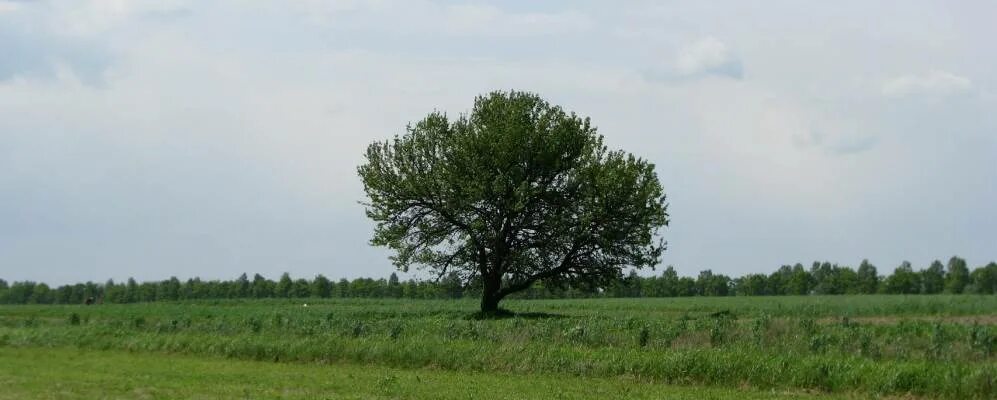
[1,295,994,399]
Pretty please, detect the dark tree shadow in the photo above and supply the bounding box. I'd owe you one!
[708,310,736,319]
[466,309,566,320]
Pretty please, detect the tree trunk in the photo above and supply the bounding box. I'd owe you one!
[480,272,502,313]
[480,292,500,313]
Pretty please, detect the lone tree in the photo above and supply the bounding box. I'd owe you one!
[358,91,669,313]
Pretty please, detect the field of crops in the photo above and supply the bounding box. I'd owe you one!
[1,296,994,399]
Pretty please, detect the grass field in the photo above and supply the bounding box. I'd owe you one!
[1,296,994,399]
[0,347,854,399]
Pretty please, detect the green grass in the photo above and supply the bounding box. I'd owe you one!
[0,347,859,399]
[1,296,994,398]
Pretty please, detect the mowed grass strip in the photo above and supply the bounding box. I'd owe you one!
[0,347,847,400]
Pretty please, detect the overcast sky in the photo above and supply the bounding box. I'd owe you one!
[1,0,995,285]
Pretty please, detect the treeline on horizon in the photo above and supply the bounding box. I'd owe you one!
[1,256,995,305]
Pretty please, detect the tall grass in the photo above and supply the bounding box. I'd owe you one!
[0,296,994,398]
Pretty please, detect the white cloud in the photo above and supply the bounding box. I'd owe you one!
[279,0,592,37]
[281,0,393,25]
[674,37,742,78]
[442,4,592,37]
[30,0,190,36]
[0,3,114,84]
[0,1,19,13]
[882,70,972,97]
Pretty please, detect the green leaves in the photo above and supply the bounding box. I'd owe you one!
[358,90,669,311]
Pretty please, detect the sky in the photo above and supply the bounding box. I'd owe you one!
[1,0,995,285]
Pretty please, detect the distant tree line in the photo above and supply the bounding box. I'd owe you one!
[1,256,995,305]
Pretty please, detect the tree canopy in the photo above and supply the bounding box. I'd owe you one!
[358,90,669,312]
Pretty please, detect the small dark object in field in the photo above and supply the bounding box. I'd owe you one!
[351,322,366,337]
[246,317,262,333]
[567,325,586,341]
[84,297,95,305]
[709,310,734,319]
[638,326,650,348]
